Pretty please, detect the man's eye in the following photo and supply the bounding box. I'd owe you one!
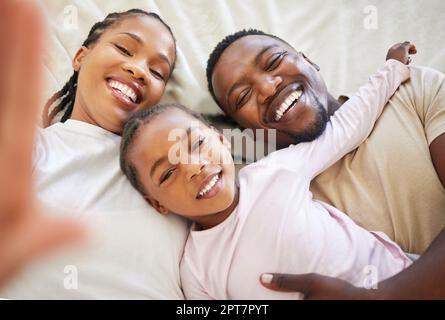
[236,89,251,110]
[266,51,287,70]
[114,44,132,56]
[160,168,175,184]
[150,69,165,81]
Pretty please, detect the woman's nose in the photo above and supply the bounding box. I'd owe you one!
[122,62,149,85]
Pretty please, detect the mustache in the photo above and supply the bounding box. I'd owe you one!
[279,95,329,144]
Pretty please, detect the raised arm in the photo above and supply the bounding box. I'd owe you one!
[291,58,410,180]
[0,0,84,289]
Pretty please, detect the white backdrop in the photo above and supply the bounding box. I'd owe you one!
[41,0,445,121]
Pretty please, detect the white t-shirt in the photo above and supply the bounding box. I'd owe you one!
[181,60,412,299]
[1,120,188,299]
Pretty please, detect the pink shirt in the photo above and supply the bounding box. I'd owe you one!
[180,60,412,299]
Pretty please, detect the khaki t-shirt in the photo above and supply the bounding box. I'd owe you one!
[310,66,445,254]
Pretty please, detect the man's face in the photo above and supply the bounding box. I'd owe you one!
[212,35,330,148]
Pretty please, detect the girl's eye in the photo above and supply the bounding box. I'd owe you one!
[160,168,175,184]
[236,88,251,110]
[114,44,132,56]
[150,69,165,81]
[192,136,206,151]
[266,51,287,71]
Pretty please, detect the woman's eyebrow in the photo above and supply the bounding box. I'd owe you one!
[118,32,172,71]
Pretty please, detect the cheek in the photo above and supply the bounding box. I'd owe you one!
[146,80,166,105]
[235,105,263,130]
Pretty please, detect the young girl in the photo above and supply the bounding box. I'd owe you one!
[120,53,412,299]
[2,7,188,299]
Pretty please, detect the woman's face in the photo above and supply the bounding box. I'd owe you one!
[71,15,176,134]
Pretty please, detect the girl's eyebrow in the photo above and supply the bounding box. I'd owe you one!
[150,127,192,179]
[118,32,143,44]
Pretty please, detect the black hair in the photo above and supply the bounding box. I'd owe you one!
[206,29,291,112]
[120,103,206,196]
[43,9,176,127]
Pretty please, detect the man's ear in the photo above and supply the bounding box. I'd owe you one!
[144,195,169,215]
[72,46,89,72]
[299,51,320,71]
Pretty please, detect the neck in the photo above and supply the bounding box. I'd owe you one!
[193,185,240,230]
[70,98,100,127]
[327,93,341,116]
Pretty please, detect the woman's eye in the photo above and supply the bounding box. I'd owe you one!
[266,51,287,71]
[150,69,165,81]
[160,168,175,184]
[114,44,132,56]
[236,89,251,110]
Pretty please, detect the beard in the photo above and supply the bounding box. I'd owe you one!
[278,95,329,144]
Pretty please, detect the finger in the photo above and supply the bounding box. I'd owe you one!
[0,1,45,205]
[260,273,315,294]
[3,1,44,147]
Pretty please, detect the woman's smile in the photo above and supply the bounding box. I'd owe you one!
[106,76,144,111]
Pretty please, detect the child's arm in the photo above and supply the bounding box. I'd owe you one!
[273,52,411,180]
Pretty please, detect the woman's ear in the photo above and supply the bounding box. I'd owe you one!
[72,46,89,72]
[144,195,169,215]
[299,51,320,71]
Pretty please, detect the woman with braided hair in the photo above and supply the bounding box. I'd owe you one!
[0,1,188,299]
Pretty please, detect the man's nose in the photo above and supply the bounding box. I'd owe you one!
[257,75,283,106]
[122,61,149,85]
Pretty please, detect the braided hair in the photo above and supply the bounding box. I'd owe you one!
[43,9,175,127]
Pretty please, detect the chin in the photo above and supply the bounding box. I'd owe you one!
[282,106,329,144]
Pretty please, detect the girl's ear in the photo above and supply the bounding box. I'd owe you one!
[144,195,169,215]
[299,51,320,71]
[72,46,89,72]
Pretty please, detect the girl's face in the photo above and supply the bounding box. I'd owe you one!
[129,108,237,220]
[71,15,175,134]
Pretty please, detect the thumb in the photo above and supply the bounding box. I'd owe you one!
[260,273,315,294]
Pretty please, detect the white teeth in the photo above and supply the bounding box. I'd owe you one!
[274,89,303,121]
[109,80,138,103]
[198,174,220,198]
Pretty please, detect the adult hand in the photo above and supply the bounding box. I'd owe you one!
[0,0,85,289]
[386,41,417,65]
[260,273,375,300]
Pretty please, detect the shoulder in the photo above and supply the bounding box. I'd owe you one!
[404,66,445,93]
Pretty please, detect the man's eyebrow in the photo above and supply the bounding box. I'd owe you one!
[225,45,279,110]
[149,127,192,179]
[254,44,279,65]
